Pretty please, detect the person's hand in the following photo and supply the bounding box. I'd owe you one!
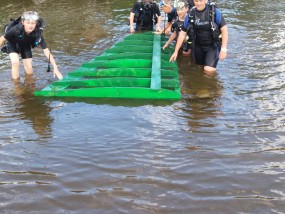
[163,43,168,50]
[153,31,162,35]
[53,68,63,80]
[169,52,178,62]
[164,28,171,35]
[219,51,227,60]
[156,26,162,32]
[130,26,135,33]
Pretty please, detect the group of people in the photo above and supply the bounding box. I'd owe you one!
[129,0,228,74]
[0,0,228,83]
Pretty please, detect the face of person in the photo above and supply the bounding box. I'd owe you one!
[194,0,207,11]
[21,11,39,34]
[176,6,188,19]
[161,4,173,14]
[161,0,173,13]
[22,19,37,34]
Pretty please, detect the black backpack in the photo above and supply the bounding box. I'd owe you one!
[3,16,22,35]
[187,2,222,44]
[1,17,21,53]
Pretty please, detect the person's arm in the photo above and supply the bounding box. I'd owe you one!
[169,30,186,62]
[42,48,63,79]
[164,22,172,35]
[219,25,228,60]
[129,12,135,33]
[215,9,228,60]
[129,3,138,33]
[155,15,162,32]
[163,32,177,50]
[0,35,6,47]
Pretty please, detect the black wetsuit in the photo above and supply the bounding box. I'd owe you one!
[131,1,161,31]
[182,5,226,68]
[171,19,191,52]
[4,22,47,59]
[167,7,177,23]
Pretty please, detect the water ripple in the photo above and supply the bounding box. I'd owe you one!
[0,0,285,213]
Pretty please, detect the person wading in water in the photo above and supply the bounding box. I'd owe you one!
[169,0,228,75]
[0,11,63,80]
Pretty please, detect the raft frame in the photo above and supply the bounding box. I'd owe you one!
[34,32,181,100]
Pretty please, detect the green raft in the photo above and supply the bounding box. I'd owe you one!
[34,32,181,100]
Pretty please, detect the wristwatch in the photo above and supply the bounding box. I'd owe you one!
[221,48,227,53]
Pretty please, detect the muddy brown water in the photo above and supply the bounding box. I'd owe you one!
[0,0,284,213]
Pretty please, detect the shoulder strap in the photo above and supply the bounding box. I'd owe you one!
[208,2,222,44]
[37,18,46,31]
[185,7,196,43]
[185,7,195,30]
[34,18,47,47]
[209,2,221,26]
[210,3,215,31]
[209,2,221,31]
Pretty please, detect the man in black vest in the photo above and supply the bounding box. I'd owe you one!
[129,0,162,33]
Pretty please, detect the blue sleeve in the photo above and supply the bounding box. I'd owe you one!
[215,8,221,26]
[215,8,227,28]
[182,15,189,32]
[167,8,176,22]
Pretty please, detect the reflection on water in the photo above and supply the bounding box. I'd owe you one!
[0,0,285,213]
[177,56,224,132]
[13,76,53,137]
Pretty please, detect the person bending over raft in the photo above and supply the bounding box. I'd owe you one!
[162,1,191,55]
[160,0,194,35]
[0,11,63,80]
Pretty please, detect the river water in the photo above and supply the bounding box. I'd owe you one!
[0,0,284,213]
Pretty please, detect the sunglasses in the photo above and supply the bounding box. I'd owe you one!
[21,11,39,21]
[175,1,186,10]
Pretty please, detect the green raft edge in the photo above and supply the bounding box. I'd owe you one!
[34,87,181,100]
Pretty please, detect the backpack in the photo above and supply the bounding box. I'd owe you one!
[1,16,46,53]
[186,2,222,44]
[3,16,22,35]
[209,2,222,43]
